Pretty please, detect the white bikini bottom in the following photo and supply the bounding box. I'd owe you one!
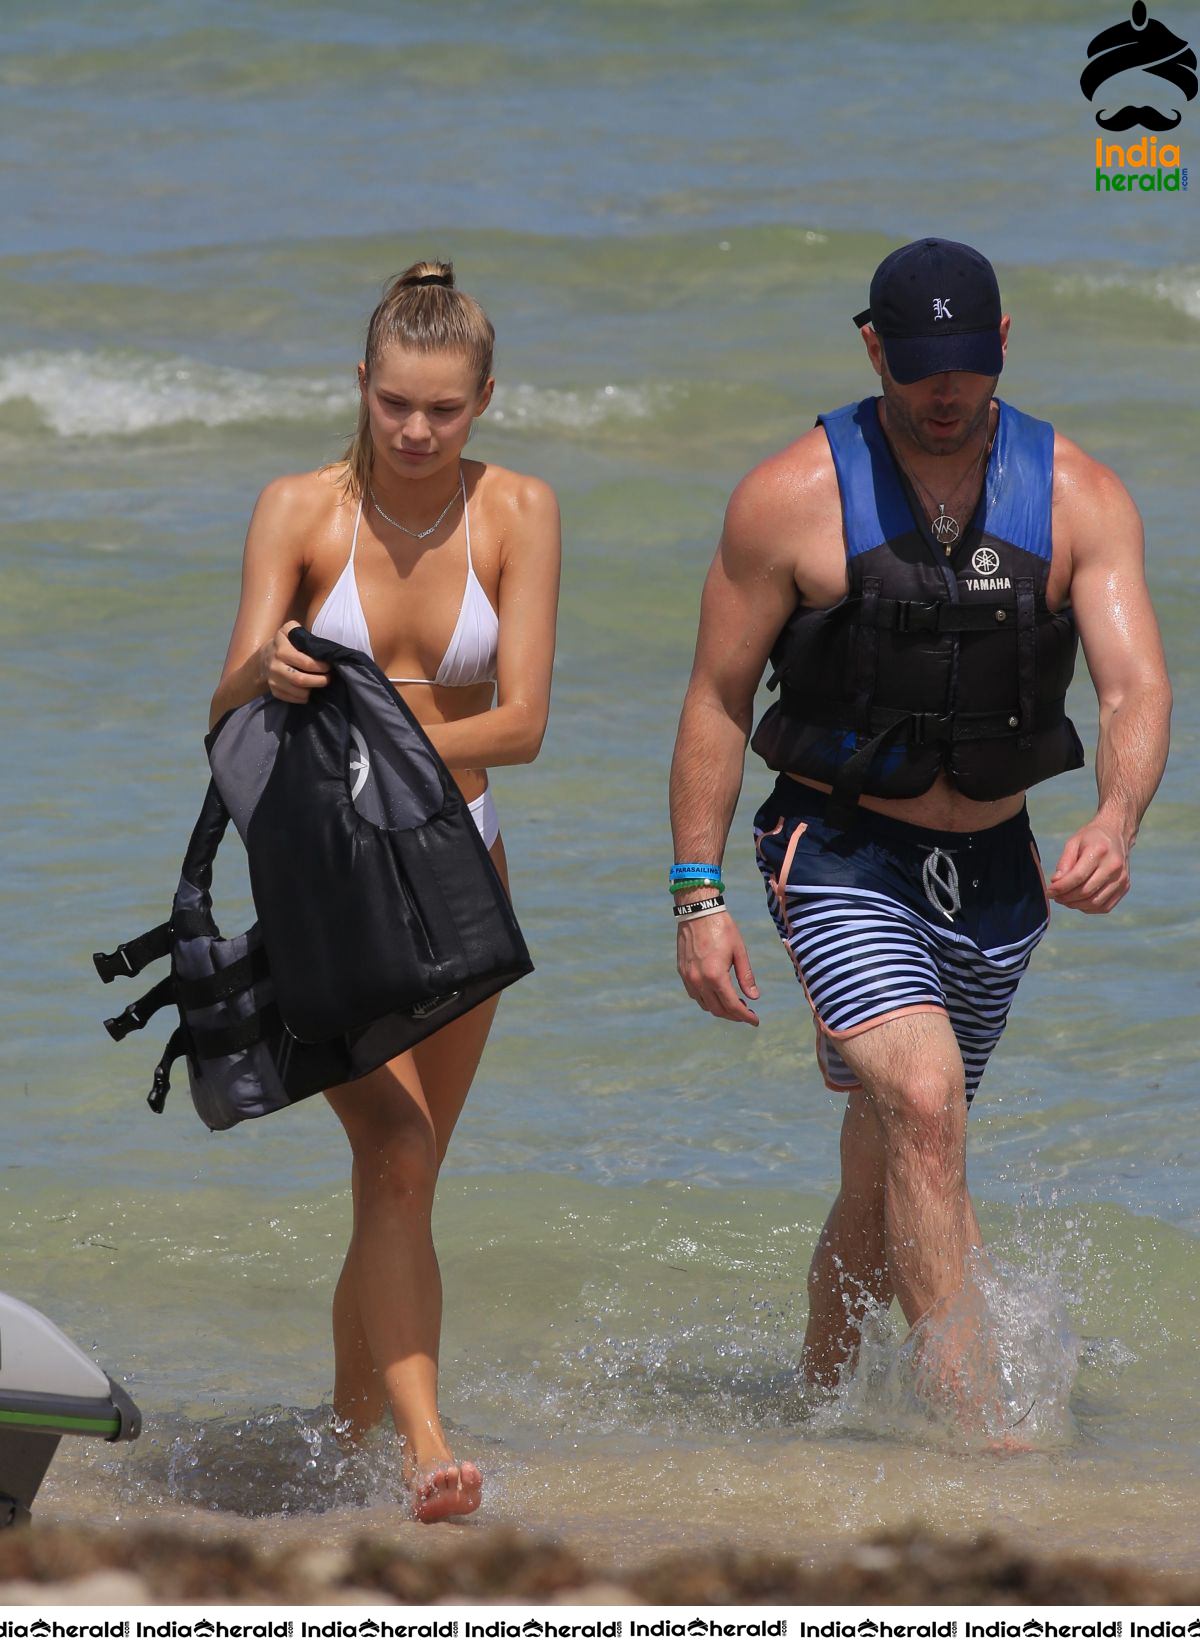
[467,785,500,850]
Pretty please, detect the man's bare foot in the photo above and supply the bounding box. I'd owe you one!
[984,1432,1039,1454]
[982,1399,1039,1453]
[412,1459,484,1524]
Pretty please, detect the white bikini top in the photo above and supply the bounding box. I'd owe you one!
[311,473,498,688]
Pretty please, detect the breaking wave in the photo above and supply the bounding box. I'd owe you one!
[0,349,668,440]
[1051,265,1200,324]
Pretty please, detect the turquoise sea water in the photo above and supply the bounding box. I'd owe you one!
[1,0,1197,1570]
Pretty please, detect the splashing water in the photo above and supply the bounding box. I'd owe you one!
[814,1247,1080,1451]
[97,1404,406,1518]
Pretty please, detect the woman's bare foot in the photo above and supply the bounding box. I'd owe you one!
[412,1459,484,1523]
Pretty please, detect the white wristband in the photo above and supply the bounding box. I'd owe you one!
[675,901,728,925]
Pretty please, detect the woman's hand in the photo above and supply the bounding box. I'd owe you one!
[262,622,331,704]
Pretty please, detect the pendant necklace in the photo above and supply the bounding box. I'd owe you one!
[370,469,463,540]
[892,429,991,554]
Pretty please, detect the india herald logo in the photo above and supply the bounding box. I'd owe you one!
[972,547,1001,576]
[1081,2,1196,130]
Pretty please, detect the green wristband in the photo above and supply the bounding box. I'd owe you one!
[669,878,726,895]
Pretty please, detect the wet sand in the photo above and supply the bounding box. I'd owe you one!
[0,1521,1197,1605]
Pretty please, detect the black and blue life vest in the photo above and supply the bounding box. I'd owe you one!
[750,396,1085,823]
[95,628,533,1131]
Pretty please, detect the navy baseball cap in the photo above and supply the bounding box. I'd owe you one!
[852,238,1004,383]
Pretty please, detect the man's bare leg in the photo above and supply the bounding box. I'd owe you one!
[801,1088,893,1388]
[825,1012,988,1413]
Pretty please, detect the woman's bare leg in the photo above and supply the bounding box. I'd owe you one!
[326,837,507,1519]
[331,1160,388,1436]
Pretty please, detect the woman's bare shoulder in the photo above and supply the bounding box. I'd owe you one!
[467,458,557,515]
[253,464,352,530]
[245,466,358,578]
[469,462,560,585]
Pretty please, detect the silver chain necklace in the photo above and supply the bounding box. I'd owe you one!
[891,428,991,555]
[369,470,462,541]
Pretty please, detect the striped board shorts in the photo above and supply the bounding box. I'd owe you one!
[753,775,1051,1104]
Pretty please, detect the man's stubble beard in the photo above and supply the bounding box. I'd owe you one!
[882,379,997,460]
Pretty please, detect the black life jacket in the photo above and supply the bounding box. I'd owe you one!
[94,628,533,1130]
[750,396,1085,825]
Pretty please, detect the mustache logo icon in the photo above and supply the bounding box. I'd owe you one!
[1096,103,1184,129]
[1081,1,1197,131]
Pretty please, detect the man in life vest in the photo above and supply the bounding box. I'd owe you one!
[668,238,1171,1422]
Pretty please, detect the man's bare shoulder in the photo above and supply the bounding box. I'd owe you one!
[1052,431,1138,517]
[723,425,837,565]
[1052,431,1142,562]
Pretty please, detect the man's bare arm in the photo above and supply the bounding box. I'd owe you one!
[670,438,826,859]
[668,572,762,870]
[670,442,818,1022]
[1049,444,1171,913]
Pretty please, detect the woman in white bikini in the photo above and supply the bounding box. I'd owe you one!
[210,262,561,1522]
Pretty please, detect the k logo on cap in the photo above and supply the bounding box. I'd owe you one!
[852,239,1004,385]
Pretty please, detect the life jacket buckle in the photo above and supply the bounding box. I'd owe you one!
[104,1003,148,1042]
[93,943,137,984]
[895,600,940,634]
[909,711,954,745]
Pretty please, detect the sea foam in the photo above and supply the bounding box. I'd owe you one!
[0,349,666,440]
[0,350,352,438]
[1053,266,1200,324]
